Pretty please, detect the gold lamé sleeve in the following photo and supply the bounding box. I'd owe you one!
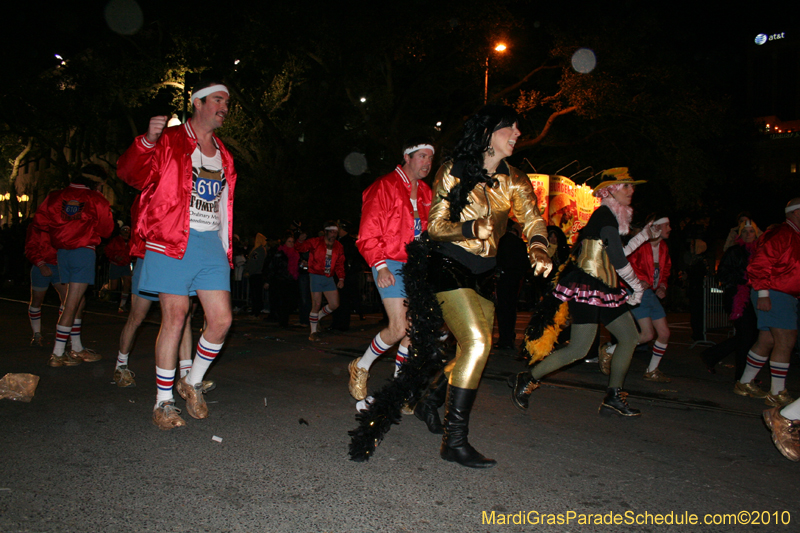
[508,168,548,265]
[428,162,470,242]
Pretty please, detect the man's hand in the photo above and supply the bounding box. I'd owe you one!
[531,248,553,277]
[474,218,494,240]
[376,268,395,289]
[145,116,168,144]
[655,285,667,299]
[39,265,52,277]
[337,279,344,289]
[640,279,651,291]
[757,296,771,312]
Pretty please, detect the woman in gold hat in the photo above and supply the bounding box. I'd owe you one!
[511,169,655,416]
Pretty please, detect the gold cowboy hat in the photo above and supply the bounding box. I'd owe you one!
[592,167,646,196]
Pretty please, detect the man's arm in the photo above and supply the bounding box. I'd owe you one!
[116,116,168,190]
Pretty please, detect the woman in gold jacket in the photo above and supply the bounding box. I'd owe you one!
[426,105,552,468]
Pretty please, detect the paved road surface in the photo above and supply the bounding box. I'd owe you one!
[1,297,798,532]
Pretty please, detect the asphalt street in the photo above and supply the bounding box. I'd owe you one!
[1,296,798,533]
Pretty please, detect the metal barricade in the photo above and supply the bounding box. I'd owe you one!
[691,275,733,347]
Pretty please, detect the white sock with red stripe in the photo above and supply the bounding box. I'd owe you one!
[359,332,390,371]
[187,335,223,386]
[116,352,129,369]
[646,341,667,372]
[179,359,193,378]
[29,307,42,334]
[740,351,768,384]
[53,324,71,356]
[394,345,409,377]
[70,319,84,352]
[770,361,790,395]
[155,366,175,406]
[310,312,319,333]
[120,293,129,309]
[318,305,334,320]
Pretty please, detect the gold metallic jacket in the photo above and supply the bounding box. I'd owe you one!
[428,160,548,265]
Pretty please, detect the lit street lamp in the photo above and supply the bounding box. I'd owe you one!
[484,43,507,104]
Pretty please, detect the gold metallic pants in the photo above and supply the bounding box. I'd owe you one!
[438,289,495,390]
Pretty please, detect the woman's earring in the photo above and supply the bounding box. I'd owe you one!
[487,146,495,157]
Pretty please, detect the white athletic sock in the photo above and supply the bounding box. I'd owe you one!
[606,343,617,355]
[647,341,667,372]
[394,345,409,377]
[310,312,319,333]
[780,399,800,420]
[739,351,768,384]
[116,352,129,369]
[770,361,790,395]
[53,324,71,356]
[186,335,223,386]
[359,332,391,370]
[155,366,175,405]
[179,359,193,378]
[29,306,42,334]
[70,319,84,352]
[318,304,333,319]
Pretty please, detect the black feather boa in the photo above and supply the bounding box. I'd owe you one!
[348,238,447,462]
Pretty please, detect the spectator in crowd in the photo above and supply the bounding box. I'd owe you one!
[264,231,300,327]
[244,233,268,317]
[332,220,366,331]
[295,230,311,326]
[701,219,761,378]
[494,222,529,351]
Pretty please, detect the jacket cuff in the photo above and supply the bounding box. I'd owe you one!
[140,136,155,149]
[36,261,46,268]
[528,235,549,249]
[374,261,387,271]
[758,290,770,298]
[461,221,476,239]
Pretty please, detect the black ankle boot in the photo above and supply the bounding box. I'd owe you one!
[509,372,540,410]
[414,373,448,434]
[440,385,496,468]
[599,387,641,417]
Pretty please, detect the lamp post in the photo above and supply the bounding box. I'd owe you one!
[484,43,507,104]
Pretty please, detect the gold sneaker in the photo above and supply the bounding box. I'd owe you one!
[30,334,45,347]
[201,380,216,394]
[734,381,768,399]
[765,390,794,407]
[176,376,208,419]
[598,344,613,375]
[763,407,800,461]
[70,348,102,363]
[643,368,671,383]
[152,401,186,430]
[48,352,82,367]
[113,366,136,388]
[309,332,321,342]
[348,357,369,401]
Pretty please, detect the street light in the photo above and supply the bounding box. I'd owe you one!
[484,43,507,104]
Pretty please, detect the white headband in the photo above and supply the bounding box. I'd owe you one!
[404,144,435,156]
[785,204,800,214]
[325,225,339,231]
[652,217,669,226]
[191,84,229,103]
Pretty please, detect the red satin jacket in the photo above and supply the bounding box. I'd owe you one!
[357,166,432,269]
[628,239,672,290]
[748,220,800,298]
[295,237,345,279]
[25,224,58,267]
[32,184,114,251]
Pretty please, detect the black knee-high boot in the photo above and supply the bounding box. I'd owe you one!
[440,385,496,468]
[414,372,448,434]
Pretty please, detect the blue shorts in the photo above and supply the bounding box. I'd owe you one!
[631,288,666,321]
[131,259,158,302]
[372,260,407,300]
[57,248,96,284]
[109,263,132,280]
[310,273,337,292]
[139,229,230,296]
[752,289,798,331]
[31,263,61,291]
